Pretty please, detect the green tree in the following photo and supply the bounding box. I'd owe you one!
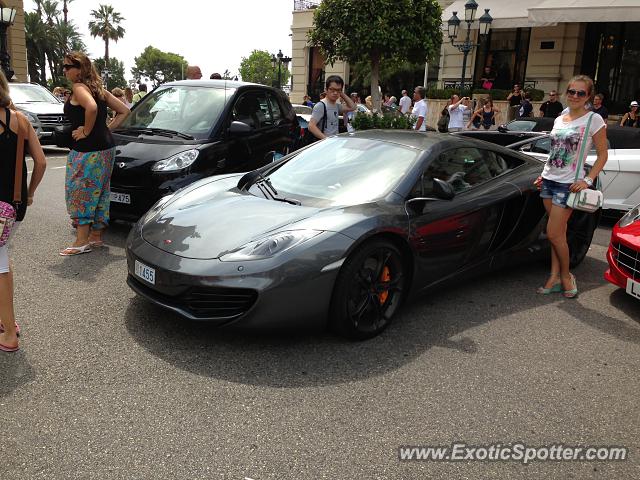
[239,49,290,87]
[25,11,48,85]
[88,4,125,64]
[94,56,126,89]
[308,0,442,110]
[131,46,188,86]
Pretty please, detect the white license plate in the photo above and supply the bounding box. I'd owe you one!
[110,192,131,204]
[135,260,155,285]
[626,278,640,300]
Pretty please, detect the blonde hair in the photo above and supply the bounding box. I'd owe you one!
[111,87,124,97]
[0,70,10,107]
[65,51,106,100]
[566,75,595,103]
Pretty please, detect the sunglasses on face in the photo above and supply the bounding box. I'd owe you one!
[63,63,79,71]
[566,88,587,98]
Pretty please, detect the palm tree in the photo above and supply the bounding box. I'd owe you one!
[88,4,125,65]
[62,0,74,24]
[25,11,48,84]
[41,0,59,26]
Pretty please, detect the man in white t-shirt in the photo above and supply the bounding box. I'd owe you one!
[447,95,469,132]
[411,86,428,132]
[399,90,412,115]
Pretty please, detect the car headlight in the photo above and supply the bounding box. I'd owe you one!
[20,110,39,126]
[619,205,640,228]
[219,230,323,261]
[151,149,199,172]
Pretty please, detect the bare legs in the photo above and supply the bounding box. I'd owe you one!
[0,269,18,349]
[543,198,575,291]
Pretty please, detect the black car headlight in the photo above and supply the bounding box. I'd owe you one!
[619,205,640,228]
[219,230,323,261]
[152,149,199,172]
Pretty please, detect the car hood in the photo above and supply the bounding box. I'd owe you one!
[141,176,324,259]
[114,135,204,167]
[15,102,64,115]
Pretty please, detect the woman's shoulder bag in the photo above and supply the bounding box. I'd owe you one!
[566,112,603,213]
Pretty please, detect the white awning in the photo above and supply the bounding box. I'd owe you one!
[442,0,545,29]
[528,0,640,24]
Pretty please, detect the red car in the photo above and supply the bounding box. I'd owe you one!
[605,204,640,300]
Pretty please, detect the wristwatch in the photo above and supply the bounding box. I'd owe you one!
[582,177,593,187]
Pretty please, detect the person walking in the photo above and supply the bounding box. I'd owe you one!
[60,51,129,256]
[447,94,469,132]
[534,75,608,298]
[308,75,355,140]
[0,70,47,352]
[411,86,428,132]
[399,89,412,115]
[506,84,523,121]
[540,90,564,118]
[620,101,639,127]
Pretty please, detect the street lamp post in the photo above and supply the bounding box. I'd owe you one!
[270,49,291,90]
[447,0,493,95]
[0,7,17,80]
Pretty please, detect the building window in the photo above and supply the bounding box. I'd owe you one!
[582,22,640,114]
[473,28,531,91]
[307,47,325,101]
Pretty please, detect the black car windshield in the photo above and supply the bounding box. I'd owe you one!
[9,84,60,104]
[506,120,538,131]
[120,86,231,139]
[267,137,420,205]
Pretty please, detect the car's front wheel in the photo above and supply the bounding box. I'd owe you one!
[330,239,406,340]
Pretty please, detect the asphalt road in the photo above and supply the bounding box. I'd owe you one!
[1,149,639,480]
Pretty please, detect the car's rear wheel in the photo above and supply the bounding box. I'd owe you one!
[567,210,599,268]
[330,240,406,340]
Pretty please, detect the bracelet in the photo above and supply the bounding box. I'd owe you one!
[582,177,593,187]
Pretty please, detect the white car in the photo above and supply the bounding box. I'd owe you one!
[518,126,640,212]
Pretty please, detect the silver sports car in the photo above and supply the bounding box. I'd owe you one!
[126,131,599,339]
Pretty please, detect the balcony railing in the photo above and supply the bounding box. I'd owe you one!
[294,0,320,10]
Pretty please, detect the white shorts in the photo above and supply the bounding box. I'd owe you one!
[0,221,20,274]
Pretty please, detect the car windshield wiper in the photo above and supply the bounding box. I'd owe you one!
[113,127,194,140]
[254,173,301,206]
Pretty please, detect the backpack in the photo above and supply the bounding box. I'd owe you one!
[437,108,449,133]
[298,101,327,148]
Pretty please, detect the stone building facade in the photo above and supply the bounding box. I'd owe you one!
[2,0,27,81]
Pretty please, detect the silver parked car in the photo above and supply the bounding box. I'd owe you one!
[8,83,70,146]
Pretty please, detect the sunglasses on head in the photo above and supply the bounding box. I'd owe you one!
[63,62,79,70]
[566,88,587,98]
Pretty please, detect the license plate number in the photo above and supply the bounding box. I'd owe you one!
[626,278,640,300]
[135,260,155,285]
[110,192,131,204]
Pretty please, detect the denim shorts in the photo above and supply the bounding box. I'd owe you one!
[540,178,571,208]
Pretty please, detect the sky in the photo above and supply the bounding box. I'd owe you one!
[24,0,295,83]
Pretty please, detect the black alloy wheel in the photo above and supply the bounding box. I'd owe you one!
[330,240,406,340]
[567,211,598,268]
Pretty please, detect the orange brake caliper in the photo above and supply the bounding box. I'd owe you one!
[378,266,391,304]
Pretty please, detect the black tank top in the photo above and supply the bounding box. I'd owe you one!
[623,114,638,128]
[481,108,495,127]
[0,108,28,221]
[64,93,114,152]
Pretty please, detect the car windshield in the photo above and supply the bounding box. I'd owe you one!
[507,120,537,131]
[9,84,60,104]
[293,105,312,115]
[266,137,420,205]
[120,85,231,139]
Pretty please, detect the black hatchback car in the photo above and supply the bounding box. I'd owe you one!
[110,80,298,220]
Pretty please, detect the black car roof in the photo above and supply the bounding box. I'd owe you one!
[605,126,640,150]
[161,79,262,89]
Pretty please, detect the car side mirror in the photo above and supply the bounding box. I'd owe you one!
[432,178,455,200]
[498,124,508,133]
[229,121,252,136]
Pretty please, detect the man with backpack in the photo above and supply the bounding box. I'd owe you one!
[308,75,356,141]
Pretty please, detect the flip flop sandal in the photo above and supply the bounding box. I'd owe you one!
[59,244,92,256]
[0,342,19,353]
[89,240,104,248]
[0,322,20,337]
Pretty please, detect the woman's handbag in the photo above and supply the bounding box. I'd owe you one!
[566,112,603,213]
[0,113,27,247]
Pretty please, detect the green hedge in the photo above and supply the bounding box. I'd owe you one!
[351,112,416,131]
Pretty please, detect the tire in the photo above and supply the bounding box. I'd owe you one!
[329,239,406,340]
[567,210,598,268]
